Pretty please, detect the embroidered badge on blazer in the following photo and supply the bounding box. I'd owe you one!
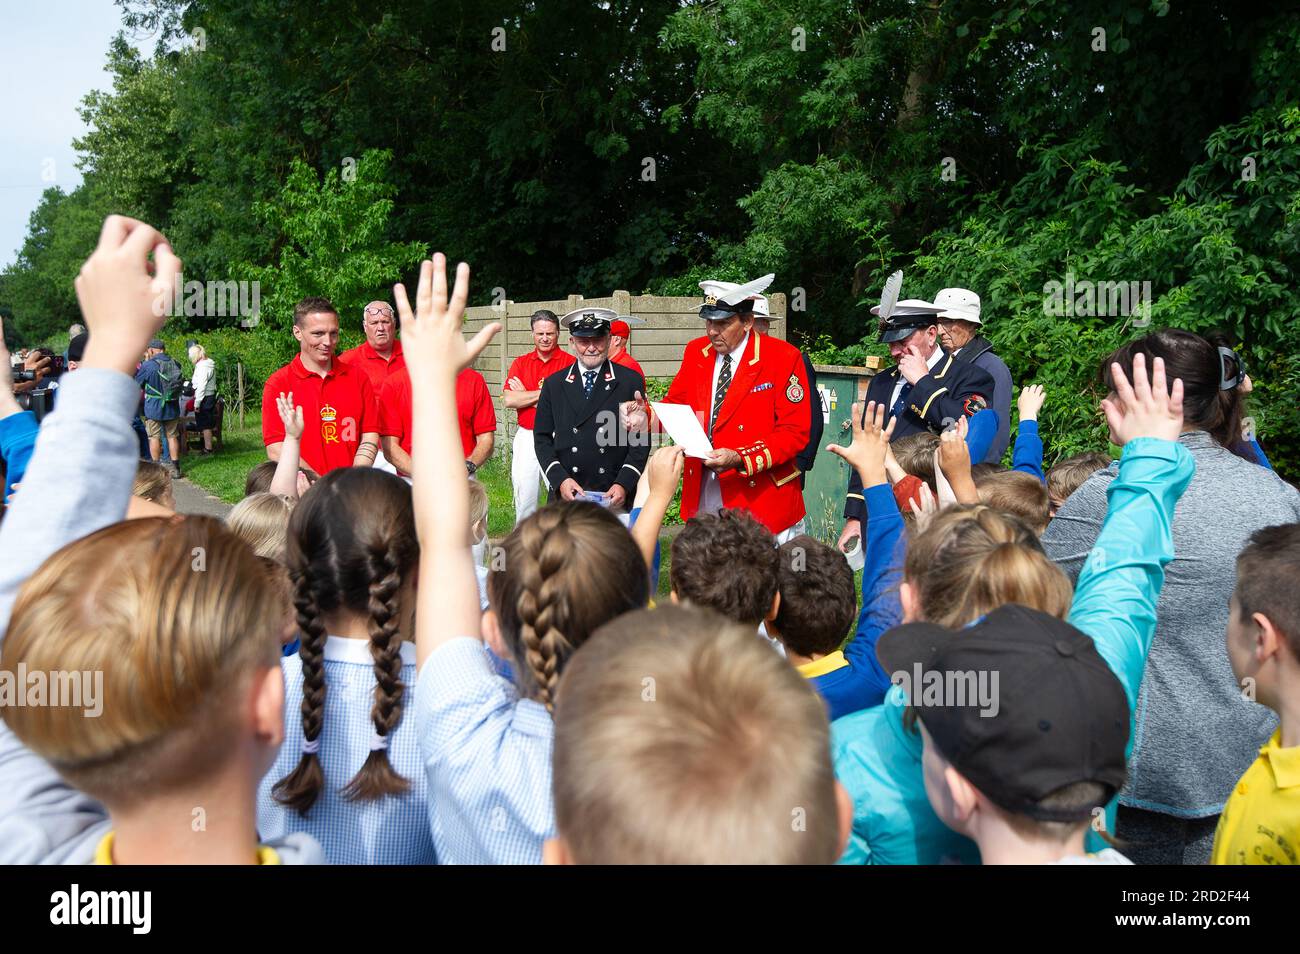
[963,394,988,416]
[786,374,805,403]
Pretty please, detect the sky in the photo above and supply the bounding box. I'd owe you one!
[0,1,152,269]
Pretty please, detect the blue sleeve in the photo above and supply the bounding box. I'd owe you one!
[1067,438,1194,713]
[964,408,998,464]
[843,483,904,700]
[0,411,39,501]
[1011,419,1045,483]
[627,506,662,594]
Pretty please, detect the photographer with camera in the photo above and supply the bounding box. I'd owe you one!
[1,318,40,508]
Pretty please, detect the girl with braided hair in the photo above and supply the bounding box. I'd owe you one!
[256,466,435,864]
[397,254,652,864]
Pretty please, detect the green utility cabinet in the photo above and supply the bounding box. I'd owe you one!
[801,362,881,544]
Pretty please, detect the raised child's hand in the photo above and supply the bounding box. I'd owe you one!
[75,215,182,377]
[395,253,500,381]
[276,392,305,441]
[646,444,685,501]
[1101,353,1184,445]
[827,401,895,484]
[1017,384,1046,421]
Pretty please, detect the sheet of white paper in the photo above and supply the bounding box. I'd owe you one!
[651,402,714,459]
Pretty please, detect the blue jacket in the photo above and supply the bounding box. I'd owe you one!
[0,410,38,502]
[831,437,1195,864]
[134,352,181,421]
[806,483,901,719]
[1012,419,1045,483]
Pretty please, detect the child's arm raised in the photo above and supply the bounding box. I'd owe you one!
[1012,384,1047,483]
[269,392,305,498]
[398,255,501,670]
[0,216,180,635]
[631,445,684,572]
[829,402,903,700]
[1069,355,1191,709]
[0,215,181,863]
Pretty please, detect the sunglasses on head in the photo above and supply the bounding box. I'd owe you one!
[365,306,394,318]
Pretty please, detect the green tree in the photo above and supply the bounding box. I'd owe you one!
[239,149,427,330]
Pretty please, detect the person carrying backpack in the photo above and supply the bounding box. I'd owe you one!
[135,338,184,477]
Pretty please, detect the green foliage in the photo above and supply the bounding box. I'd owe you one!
[238,150,427,331]
[4,1,1296,478]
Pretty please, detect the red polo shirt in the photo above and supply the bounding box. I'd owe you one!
[611,349,646,382]
[263,355,378,475]
[338,340,405,391]
[378,368,497,473]
[504,348,576,429]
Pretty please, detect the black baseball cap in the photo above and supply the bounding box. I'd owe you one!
[876,604,1129,822]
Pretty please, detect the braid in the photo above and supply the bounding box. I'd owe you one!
[271,568,329,814]
[341,545,411,801]
[515,509,574,712]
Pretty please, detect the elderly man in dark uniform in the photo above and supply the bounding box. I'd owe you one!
[534,307,649,510]
[934,287,1013,464]
[837,301,995,551]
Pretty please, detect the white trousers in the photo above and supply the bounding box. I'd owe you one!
[512,426,544,524]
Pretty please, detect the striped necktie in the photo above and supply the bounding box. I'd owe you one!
[710,353,732,437]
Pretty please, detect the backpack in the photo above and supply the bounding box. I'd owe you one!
[148,354,183,404]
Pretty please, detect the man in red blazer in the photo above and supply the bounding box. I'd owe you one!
[646,276,811,540]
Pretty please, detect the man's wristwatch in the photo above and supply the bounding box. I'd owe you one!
[465,460,477,476]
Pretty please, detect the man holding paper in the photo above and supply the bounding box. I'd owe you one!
[635,275,811,540]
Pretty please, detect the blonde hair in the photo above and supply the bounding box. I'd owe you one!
[226,493,296,561]
[1,517,285,806]
[552,604,841,864]
[1047,451,1112,508]
[974,470,1051,535]
[467,479,488,544]
[891,432,940,486]
[904,505,1072,628]
[188,344,207,364]
[487,502,648,711]
[133,460,174,508]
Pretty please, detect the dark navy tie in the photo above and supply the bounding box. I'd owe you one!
[583,369,598,398]
[710,354,732,437]
[892,380,913,420]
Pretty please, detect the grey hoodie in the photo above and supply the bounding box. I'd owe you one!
[0,367,323,864]
[1043,430,1300,817]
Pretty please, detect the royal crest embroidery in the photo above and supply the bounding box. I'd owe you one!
[963,394,988,417]
[786,374,805,403]
[320,401,340,444]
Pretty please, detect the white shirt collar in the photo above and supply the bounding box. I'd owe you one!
[323,635,417,665]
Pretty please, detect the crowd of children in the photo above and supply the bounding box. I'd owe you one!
[0,214,1296,867]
